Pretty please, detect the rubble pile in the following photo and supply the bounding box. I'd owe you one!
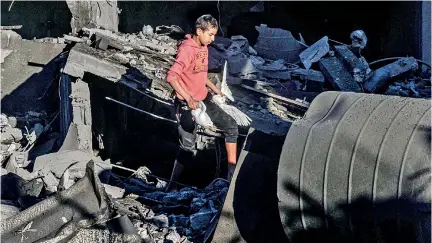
[211,25,431,100]
[79,26,179,82]
[1,19,430,243]
[1,157,228,242]
[0,111,59,172]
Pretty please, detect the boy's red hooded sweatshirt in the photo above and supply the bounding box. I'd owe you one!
[167,34,208,101]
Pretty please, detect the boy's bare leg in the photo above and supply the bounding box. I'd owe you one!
[226,142,237,181]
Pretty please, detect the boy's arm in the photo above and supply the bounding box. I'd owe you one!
[206,79,222,95]
[170,80,199,110]
[167,49,199,110]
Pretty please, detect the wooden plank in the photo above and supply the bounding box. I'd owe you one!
[240,84,309,109]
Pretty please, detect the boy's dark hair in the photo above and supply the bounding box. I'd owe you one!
[195,14,218,31]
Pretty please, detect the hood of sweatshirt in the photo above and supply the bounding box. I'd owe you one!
[181,34,202,49]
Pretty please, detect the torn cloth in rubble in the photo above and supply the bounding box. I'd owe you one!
[0,161,141,243]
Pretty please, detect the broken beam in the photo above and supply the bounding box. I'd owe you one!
[105,96,178,124]
[1,25,22,30]
[318,56,362,92]
[240,84,309,109]
[363,57,419,93]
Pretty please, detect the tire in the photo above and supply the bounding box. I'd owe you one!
[277,91,431,242]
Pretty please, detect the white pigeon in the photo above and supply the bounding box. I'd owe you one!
[212,61,252,127]
[220,61,235,102]
[191,101,216,130]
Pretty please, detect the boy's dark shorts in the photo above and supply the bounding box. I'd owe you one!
[175,93,238,154]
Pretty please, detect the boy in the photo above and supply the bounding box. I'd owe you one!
[166,14,238,189]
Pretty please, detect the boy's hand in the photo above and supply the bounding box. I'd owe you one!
[186,97,200,110]
[214,88,223,96]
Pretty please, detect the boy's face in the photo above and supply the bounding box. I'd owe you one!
[197,27,217,46]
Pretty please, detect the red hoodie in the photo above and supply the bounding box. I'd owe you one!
[167,34,208,101]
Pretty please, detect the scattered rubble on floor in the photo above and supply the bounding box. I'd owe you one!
[20,23,429,136]
[1,159,228,243]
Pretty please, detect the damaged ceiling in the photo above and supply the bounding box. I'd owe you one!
[1,1,431,243]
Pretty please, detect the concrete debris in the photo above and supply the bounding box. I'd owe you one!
[66,0,119,34]
[1,162,113,243]
[254,24,305,63]
[142,25,154,35]
[334,45,371,82]
[103,184,125,199]
[299,36,330,70]
[226,35,250,57]
[0,49,13,63]
[291,68,325,83]
[319,56,363,92]
[1,126,23,144]
[385,76,431,98]
[63,35,85,43]
[350,30,368,49]
[364,57,419,93]
[42,171,59,193]
[5,151,30,170]
[0,204,20,219]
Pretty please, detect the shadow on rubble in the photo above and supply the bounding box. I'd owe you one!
[1,49,69,116]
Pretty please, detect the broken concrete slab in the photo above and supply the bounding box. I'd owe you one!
[0,30,22,49]
[364,57,419,93]
[1,126,23,144]
[0,204,20,220]
[63,43,126,79]
[318,56,362,92]
[300,36,330,69]
[334,45,370,82]
[63,35,85,43]
[66,0,119,34]
[254,25,305,63]
[32,149,93,178]
[291,68,325,83]
[0,49,13,63]
[1,39,66,116]
[5,151,29,171]
[103,183,125,198]
[42,171,59,193]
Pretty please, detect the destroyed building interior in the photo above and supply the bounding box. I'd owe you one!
[0,1,431,243]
